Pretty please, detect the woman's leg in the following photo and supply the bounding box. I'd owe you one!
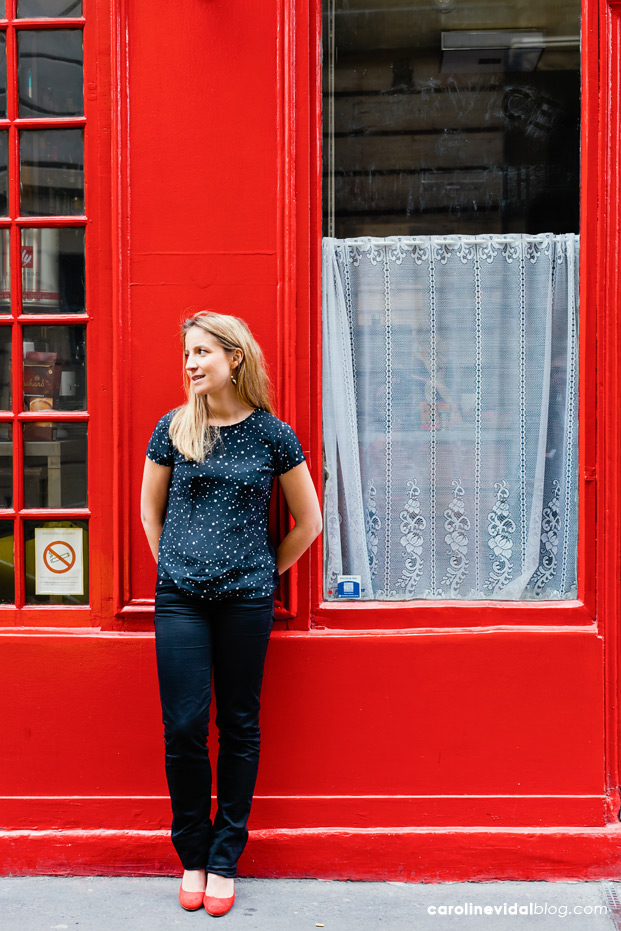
[206,596,274,878]
[154,584,214,870]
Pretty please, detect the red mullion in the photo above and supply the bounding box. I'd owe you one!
[11,349,23,608]
[13,19,84,30]
[20,508,90,519]
[6,7,21,608]
[15,117,85,130]
[16,216,85,226]
[18,313,88,324]
[18,411,88,421]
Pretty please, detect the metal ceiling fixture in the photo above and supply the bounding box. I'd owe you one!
[441,29,546,72]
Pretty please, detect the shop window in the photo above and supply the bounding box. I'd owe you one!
[17,1,81,18]
[322,0,580,601]
[0,3,87,608]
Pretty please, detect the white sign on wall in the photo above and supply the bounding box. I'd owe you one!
[35,528,84,596]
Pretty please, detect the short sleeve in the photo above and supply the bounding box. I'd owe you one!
[274,421,306,475]
[146,413,174,466]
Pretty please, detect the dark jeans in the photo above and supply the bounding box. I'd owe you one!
[154,579,274,876]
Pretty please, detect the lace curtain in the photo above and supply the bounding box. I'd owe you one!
[323,234,579,600]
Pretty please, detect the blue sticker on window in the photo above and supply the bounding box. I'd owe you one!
[337,575,361,598]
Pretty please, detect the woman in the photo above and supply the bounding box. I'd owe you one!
[140,311,322,917]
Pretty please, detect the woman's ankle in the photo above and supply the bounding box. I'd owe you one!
[206,872,235,896]
[181,868,206,892]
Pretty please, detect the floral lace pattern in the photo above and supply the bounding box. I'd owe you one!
[397,481,426,597]
[323,234,579,600]
[530,480,561,597]
[441,481,470,596]
[485,481,515,594]
[365,481,380,580]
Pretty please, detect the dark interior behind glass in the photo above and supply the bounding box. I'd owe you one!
[323,0,580,237]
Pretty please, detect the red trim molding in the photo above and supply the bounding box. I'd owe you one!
[595,0,621,825]
[2,826,621,881]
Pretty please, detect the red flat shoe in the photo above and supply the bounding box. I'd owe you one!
[203,889,235,917]
[178,881,206,911]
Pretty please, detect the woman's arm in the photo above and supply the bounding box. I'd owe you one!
[140,457,172,562]
[275,461,322,575]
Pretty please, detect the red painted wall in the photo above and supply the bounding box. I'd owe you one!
[2,0,621,880]
[126,0,283,602]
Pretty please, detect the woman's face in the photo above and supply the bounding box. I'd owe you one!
[184,326,238,397]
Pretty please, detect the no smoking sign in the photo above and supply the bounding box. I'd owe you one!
[43,541,76,574]
[35,528,83,595]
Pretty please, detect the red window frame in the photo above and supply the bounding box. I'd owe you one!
[0,0,114,628]
[292,0,605,631]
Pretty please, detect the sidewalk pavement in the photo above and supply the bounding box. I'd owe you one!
[1,877,621,931]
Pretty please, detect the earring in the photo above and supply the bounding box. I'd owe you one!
[231,373,237,385]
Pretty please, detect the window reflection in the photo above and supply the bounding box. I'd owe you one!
[0,131,8,217]
[0,33,7,118]
[24,518,88,606]
[22,228,85,314]
[0,228,9,313]
[20,129,84,216]
[0,421,11,508]
[323,0,580,236]
[23,421,86,508]
[18,30,83,118]
[0,522,13,604]
[17,0,81,16]
[0,326,11,408]
[22,324,86,411]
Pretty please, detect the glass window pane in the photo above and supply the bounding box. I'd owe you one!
[23,324,86,411]
[20,129,84,216]
[0,131,8,217]
[18,30,83,118]
[24,518,88,605]
[18,1,82,16]
[323,1,580,236]
[23,421,86,508]
[0,33,7,117]
[22,228,85,314]
[0,422,11,508]
[322,0,580,602]
[0,522,14,604]
[0,228,9,313]
[0,327,11,408]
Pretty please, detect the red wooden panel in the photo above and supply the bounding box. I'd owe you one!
[122,0,288,606]
[0,627,605,807]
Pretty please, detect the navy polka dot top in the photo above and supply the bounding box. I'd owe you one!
[146,408,306,600]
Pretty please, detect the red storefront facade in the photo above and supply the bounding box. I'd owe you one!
[1,0,621,880]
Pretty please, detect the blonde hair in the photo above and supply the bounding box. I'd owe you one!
[169,311,275,461]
